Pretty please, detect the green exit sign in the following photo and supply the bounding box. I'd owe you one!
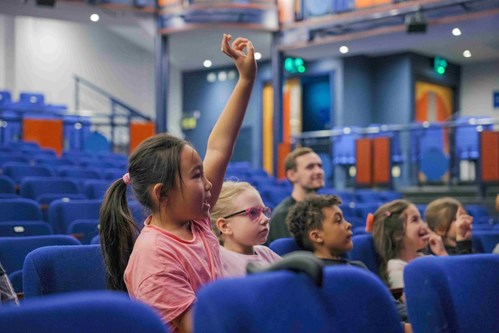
[434,56,448,75]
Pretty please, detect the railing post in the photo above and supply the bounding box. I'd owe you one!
[75,76,80,112]
[155,24,168,134]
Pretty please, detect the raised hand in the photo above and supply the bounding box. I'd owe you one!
[220,34,256,81]
[428,230,448,256]
[455,212,473,241]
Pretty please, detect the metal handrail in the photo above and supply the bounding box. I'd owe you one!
[74,75,151,122]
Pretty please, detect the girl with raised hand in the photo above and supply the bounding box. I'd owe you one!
[99,33,256,333]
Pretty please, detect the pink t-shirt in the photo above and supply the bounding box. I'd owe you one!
[219,245,281,278]
[124,216,222,332]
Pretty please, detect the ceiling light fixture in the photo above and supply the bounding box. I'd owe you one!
[254,52,262,60]
[339,46,349,54]
[463,50,472,58]
[452,28,462,36]
[203,60,212,68]
[90,14,100,22]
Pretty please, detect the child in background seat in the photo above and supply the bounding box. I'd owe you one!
[211,181,281,277]
[424,197,473,255]
[286,194,412,332]
[370,199,447,290]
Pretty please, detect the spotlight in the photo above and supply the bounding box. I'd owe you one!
[36,0,56,7]
[405,11,427,33]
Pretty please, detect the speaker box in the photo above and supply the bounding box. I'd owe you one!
[36,0,56,7]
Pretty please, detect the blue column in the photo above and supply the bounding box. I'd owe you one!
[155,26,168,133]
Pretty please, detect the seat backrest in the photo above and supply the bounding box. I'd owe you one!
[0,198,43,221]
[0,175,16,194]
[0,221,52,237]
[404,254,499,333]
[2,163,54,183]
[194,266,402,333]
[0,291,169,333]
[20,177,80,200]
[348,234,380,275]
[23,244,106,297]
[472,231,499,253]
[268,237,302,256]
[48,199,102,234]
[0,235,80,274]
[83,179,113,199]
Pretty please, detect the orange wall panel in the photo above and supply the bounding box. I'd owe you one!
[373,137,391,185]
[356,138,372,187]
[480,131,499,182]
[277,143,292,180]
[130,122,156,153]
[23,119,63,156]
[355,0,374,8]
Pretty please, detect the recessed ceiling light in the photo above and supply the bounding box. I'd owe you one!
[218,71,227,81]
[90,14,99,22]
[254,52,262,60]
[339,46,349,54]
[463,50,472,58]
[452,28,461,36]
[203,60,212,68]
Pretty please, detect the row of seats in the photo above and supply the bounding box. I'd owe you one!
[0,197,148,240]
[2,239,497,333]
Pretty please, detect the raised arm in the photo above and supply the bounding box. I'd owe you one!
[204,33,257,208]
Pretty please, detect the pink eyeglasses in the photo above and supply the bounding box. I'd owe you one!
[223,207,272,222]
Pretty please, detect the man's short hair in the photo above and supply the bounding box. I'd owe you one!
[286,195,342,251]
[284,147,314,173]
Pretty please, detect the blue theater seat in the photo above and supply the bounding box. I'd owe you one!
[23,244,106,297]
[67,219,100,244]
[2,163,54,184]
[0,291,169,333]
[0,235,80,292]
[404,254,499,333]
[20,177,81,202]
[0,198,43,221]
[332,127,361,165]
[269,237,302,256]
[472,230,499,253]
[0,221,52,237]
[0,175,16,197]
[348,234,380,275]
[194,265,403,333]
[48,199,102,234]
[454,116,492,161]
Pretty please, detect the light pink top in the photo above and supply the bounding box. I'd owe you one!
[124,216,222,332]
[220,245,281,278]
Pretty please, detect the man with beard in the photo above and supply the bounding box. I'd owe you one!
[266,147,325,245]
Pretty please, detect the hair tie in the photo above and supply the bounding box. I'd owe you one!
[365,213,374,232]
[385,210,391,217]
[122,173,131,186]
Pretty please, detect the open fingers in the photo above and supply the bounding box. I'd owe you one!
[221,34,233,58]
[231,37,249,51]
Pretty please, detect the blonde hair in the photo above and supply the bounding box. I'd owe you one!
[371,199,412,285]
[210,181,258,244]
[425,197,462,235]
